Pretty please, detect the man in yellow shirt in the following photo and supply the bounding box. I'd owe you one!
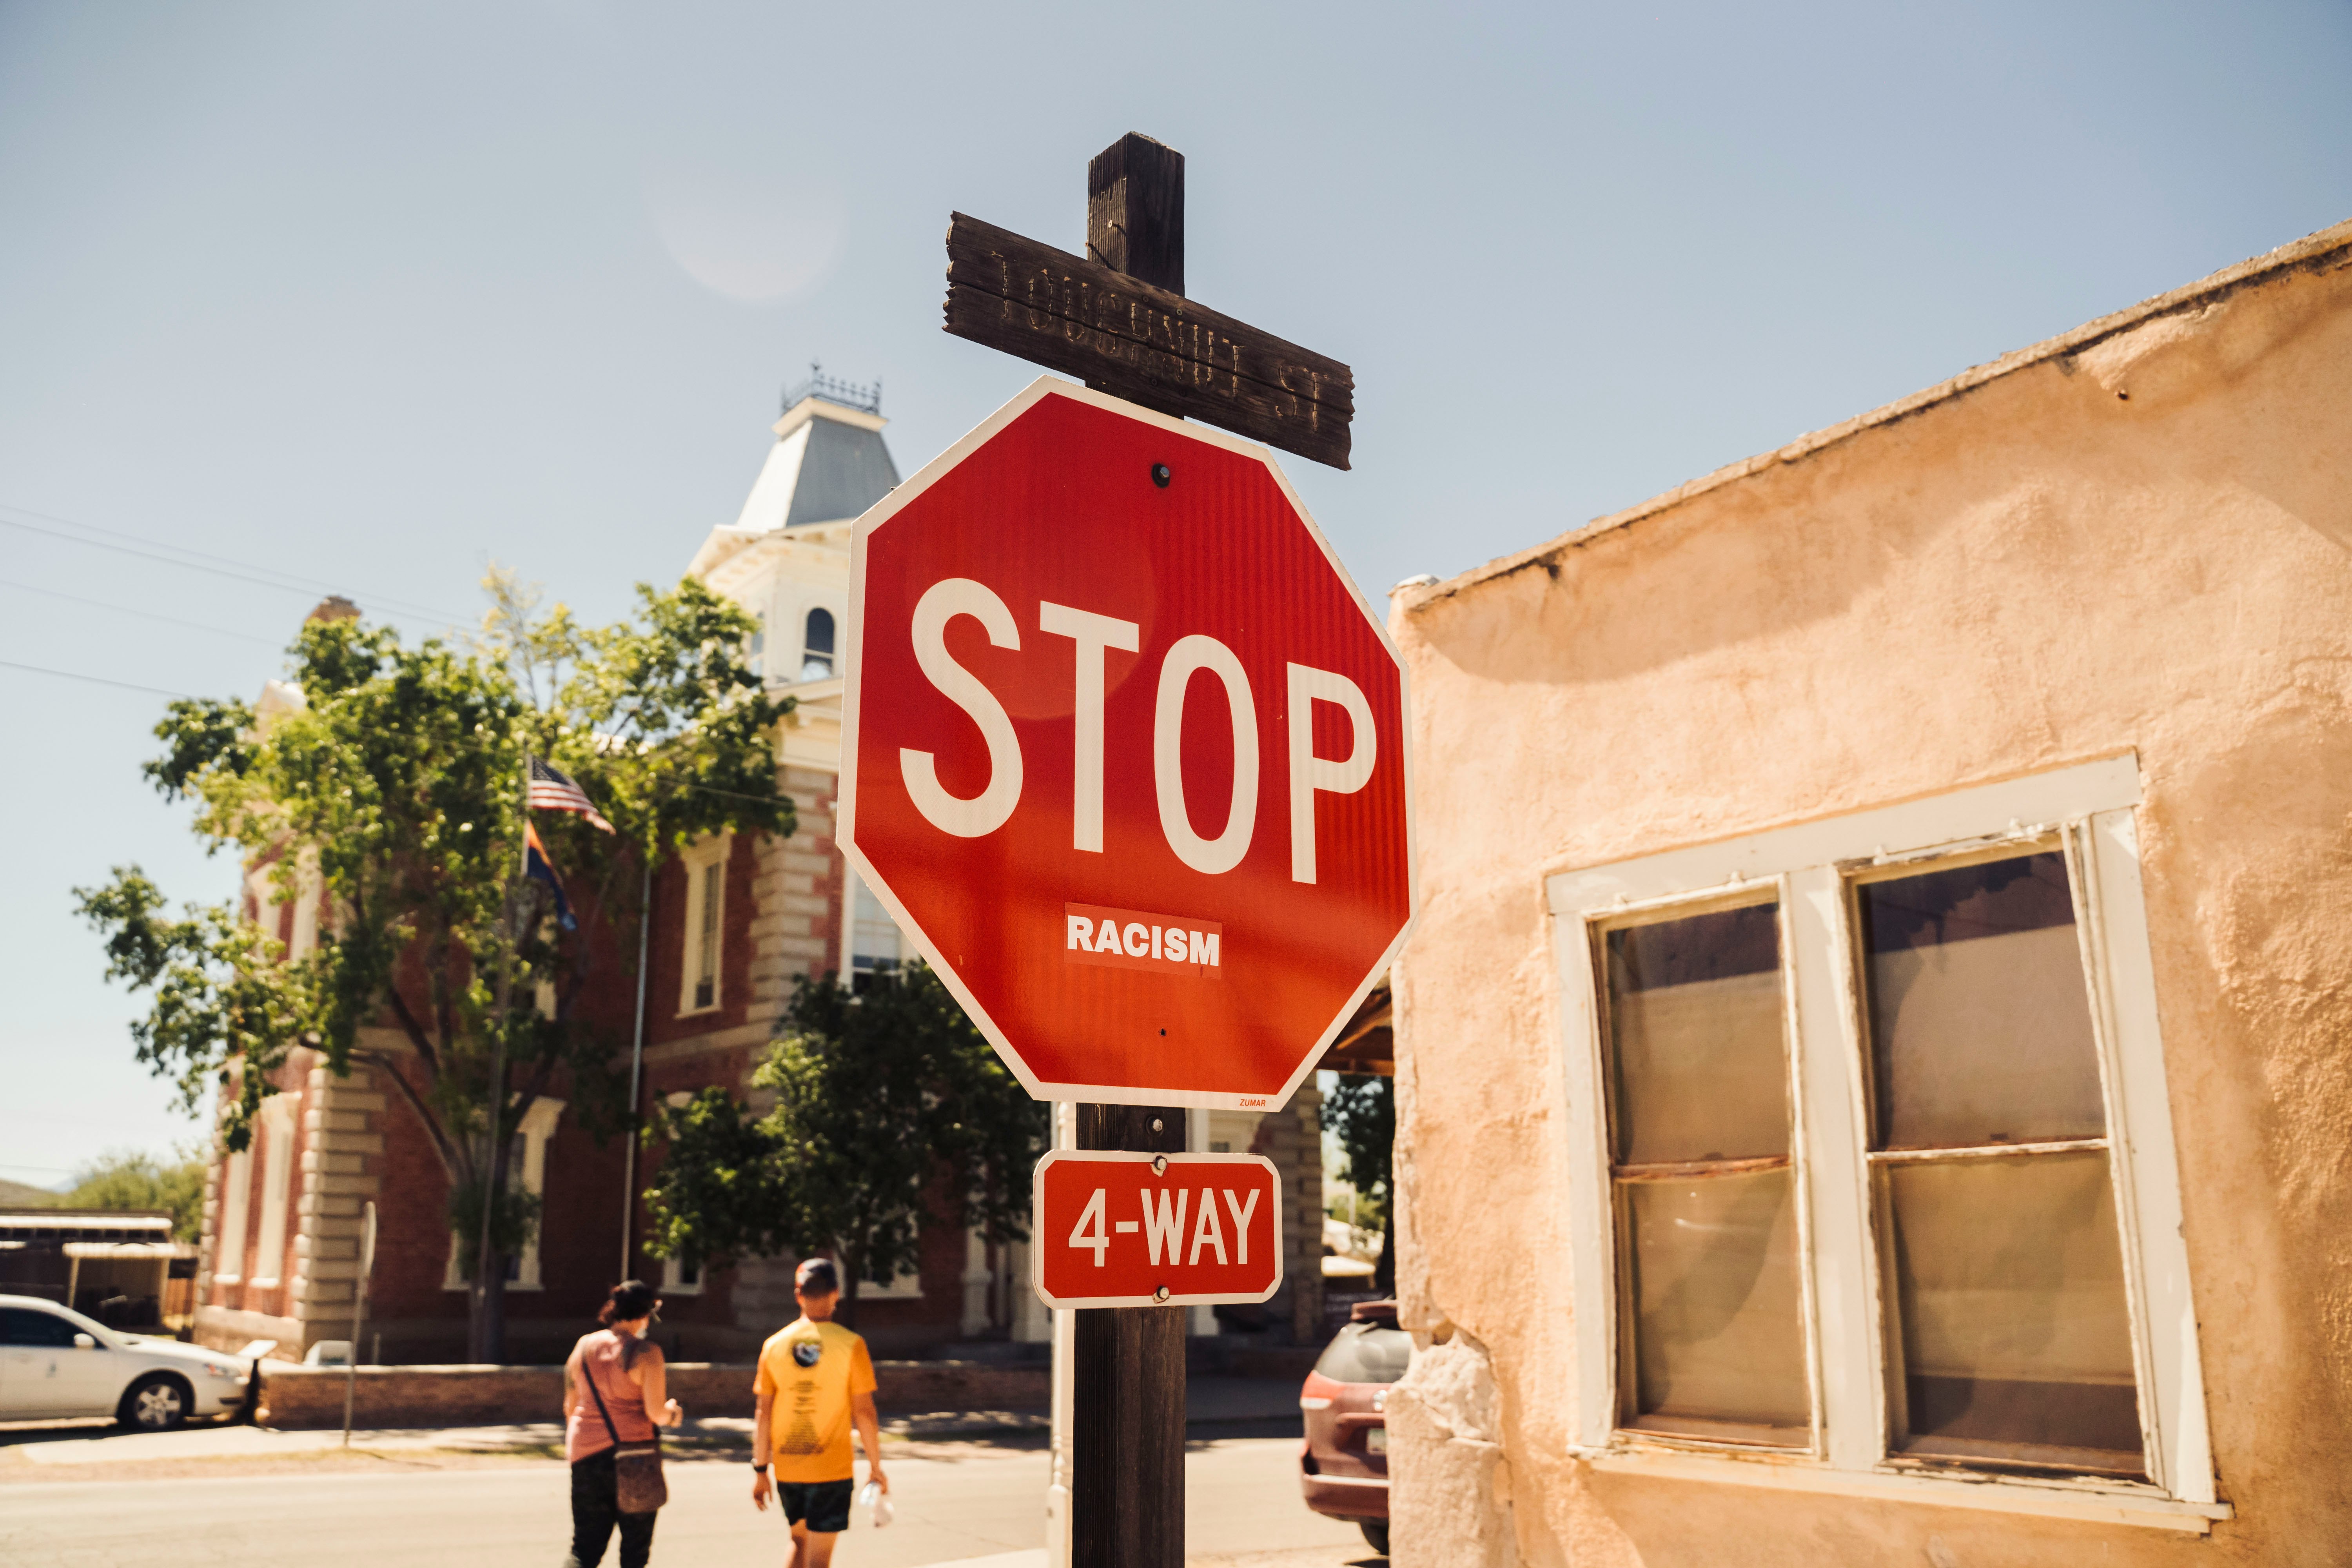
[751,1258,887,1566]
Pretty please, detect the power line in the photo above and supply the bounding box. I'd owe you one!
[0,502,474,628]
[0,658,192,700]
[0,512,419,619]
[0,499,472,624]
[0,577,286,648]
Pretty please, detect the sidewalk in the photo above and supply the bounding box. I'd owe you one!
[0,1373,1303,1474]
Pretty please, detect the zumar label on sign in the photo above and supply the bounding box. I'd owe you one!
[1031,1150,1283,1310]
[840,378,1416,1110]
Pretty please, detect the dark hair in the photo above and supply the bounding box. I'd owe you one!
[597,1279,659,1327]
[795,1257,840,1295]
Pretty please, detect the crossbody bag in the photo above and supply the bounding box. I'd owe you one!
[582,1336,667,1514]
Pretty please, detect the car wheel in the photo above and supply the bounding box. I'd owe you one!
[120,1373,191,1432]
[1359,1519,1390,1556]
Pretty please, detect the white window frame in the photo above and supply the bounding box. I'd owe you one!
[864,1256,926,1301]
[845,868,902,979]
[287,853,321,960]
[443,1096,565,1293]
[1547,755,2225,1534]
[678,836,731,1017]
[657,1094,704,1295]
[212,1142,254,1287]
[661,1252,705,1296]
[249,1094,298,1289]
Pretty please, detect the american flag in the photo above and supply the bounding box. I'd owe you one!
[526,756,615,834]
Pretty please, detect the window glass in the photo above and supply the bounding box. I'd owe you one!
[1604,904,1787,1165]
[693,862,721,1009]
[1314,1322,1412,1385]
[1601,900,1806,1445]
[0,1307,81,1347]
[1622,1169,1808,1440]
[800,607,836,681]
[1859,853,2103,1149]
[1858,849,2144,1477]
[1886,1151,2141,1473]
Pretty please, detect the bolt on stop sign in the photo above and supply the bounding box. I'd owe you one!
[840,379,1415,1108]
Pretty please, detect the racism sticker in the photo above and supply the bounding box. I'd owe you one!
[1064,903,1223,978]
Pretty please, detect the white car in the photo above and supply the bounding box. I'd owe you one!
[0,1294,254,1431]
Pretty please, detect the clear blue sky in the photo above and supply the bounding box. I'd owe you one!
[4,1,2346,1185]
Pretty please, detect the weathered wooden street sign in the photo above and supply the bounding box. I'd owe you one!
[942,138,1355,470]
[1031,1151,1283,1310]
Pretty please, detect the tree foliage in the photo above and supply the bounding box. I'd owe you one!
[64,1149,208,1243]
[1321,1074,1396,1291]
[643,963,1047,1325]
[78,570,793,1357]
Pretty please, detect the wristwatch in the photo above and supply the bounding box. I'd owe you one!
[753,1464,769,1474]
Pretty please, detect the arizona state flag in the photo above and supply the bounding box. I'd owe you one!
[524,822,577,931]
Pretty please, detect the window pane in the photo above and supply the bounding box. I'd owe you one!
[1622,1168,1809,1441]
[0,1308,80,1347]
[1859,853,2104,1149]
[1886,1151,2143,1473]
[1314,1323,1414,1386]
[1604,903,1787,1165]
[850,873,903,974]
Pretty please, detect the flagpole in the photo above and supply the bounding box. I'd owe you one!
[620,853,652,1283]
[474,751,527,1358]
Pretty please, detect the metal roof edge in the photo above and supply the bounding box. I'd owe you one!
[1407,216,2352,611]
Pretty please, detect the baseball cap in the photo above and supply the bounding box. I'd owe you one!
[795,1257,840,1294]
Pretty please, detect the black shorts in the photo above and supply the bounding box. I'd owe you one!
[779,1477,854,1534]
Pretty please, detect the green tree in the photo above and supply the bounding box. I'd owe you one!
[1321,1074,1396,1292]
[644,964,1047,1327]
[64,1149,207,1242]
[78,572,793,1360]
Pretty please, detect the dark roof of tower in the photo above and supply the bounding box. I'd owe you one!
[782,416,899,527]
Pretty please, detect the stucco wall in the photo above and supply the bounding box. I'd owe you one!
[1386,222,2352,1565]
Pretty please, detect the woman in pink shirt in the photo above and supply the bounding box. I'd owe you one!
[562,1281,683,1568]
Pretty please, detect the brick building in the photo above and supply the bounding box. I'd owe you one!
[192,374,1324,1367]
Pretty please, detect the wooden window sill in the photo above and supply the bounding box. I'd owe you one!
[1579,1448,2230,1534]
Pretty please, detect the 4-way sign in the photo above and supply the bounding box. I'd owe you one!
[840,379,1415,1110]
[1031,1150,1282,1309]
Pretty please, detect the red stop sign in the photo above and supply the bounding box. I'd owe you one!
[840,380,1414,1108]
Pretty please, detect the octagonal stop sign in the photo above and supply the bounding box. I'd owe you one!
[840,379,1414,1108]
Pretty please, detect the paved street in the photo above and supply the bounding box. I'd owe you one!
[0,1421,1379,1568]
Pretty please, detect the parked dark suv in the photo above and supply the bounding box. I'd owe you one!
[1299,1299,1407,1556]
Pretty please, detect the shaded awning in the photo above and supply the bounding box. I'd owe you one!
[0,1212,176,1240]
[1320,979,1394,1077]
[63,1241,179,1260]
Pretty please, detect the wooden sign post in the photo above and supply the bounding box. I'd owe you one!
[945,135,1355,470]
[935,132,1363,1568]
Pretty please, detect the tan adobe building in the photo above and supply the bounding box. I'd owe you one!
[1382,218,2352,1565]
